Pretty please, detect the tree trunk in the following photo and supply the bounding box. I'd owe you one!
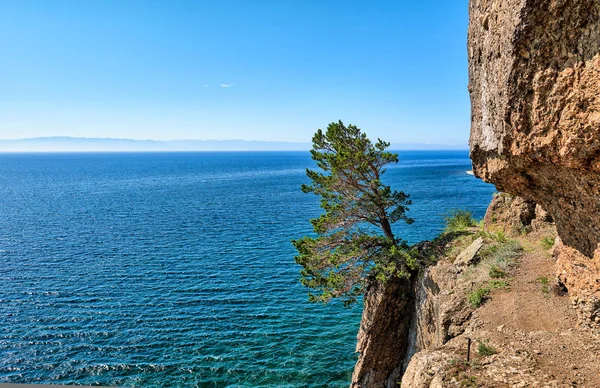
[350,274,416,388]
[381,218,394,240]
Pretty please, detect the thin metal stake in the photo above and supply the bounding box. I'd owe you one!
[466,338,472,362]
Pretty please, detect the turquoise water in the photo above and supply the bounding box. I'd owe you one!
[0,151,495,387]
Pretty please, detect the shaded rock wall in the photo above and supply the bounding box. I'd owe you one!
[555,240,600,325]
[483,193,553,233]
[350,276,415,388]
[468,0,600,311]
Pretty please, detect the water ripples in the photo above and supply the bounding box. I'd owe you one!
[0,151,494,386]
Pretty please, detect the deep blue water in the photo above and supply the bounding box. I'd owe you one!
[0,151,495,387]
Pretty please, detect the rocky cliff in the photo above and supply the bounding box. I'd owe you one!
[350,276,415,388]
[353,2,600,385]
[468,0,600,324]
[401,195,600,387]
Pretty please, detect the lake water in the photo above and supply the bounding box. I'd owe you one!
[0,151,495,387]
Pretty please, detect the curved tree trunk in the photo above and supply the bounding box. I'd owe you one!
[350,274,416,388]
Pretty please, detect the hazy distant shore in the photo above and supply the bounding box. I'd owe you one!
[0,137,469,152]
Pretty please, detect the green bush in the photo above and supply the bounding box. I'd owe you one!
[540,236,555,250]
[489,265,506,279]
[537,276,549,285]
[480,240,523,263]
[494,231,507,243]
[468,287,490,308]
[489,280,509,289]
[477,340,497,356]
[458,375,478,387]
[536,276,550,293]
[444,210,477,233]
[476,229,507,243]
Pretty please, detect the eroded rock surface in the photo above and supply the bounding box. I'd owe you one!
[408,260,473,354]
[351,276,415,388]
[454,237,484,267]
[468,0,600,317]
[555,239,600,325]
[402,200,600,387]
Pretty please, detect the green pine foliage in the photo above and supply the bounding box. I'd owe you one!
[292,121,417,305]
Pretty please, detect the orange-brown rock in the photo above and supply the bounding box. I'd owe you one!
[555,239,600,325]
[483,193,553,234]
[468,0,600,320]
[351,276,415,388]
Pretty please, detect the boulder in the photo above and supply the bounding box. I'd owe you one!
[454,237,484,267]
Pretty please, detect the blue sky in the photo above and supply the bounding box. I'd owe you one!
[0,0,470,145]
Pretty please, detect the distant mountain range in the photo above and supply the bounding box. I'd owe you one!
[0,137,469,152]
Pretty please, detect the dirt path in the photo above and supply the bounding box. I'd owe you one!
[470,238,600,387]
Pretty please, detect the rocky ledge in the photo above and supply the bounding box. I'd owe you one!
[401,194,600,387]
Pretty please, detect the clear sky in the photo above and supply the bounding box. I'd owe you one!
[0,0,470,145]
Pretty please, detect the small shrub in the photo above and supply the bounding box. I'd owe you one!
[542,285,549,294]
[448,359,479,387]
[516,223,530,235]
[458,375,478,387]
[477,340,497,356]
[476,229,507,243]
[540,236,555,250]
[489,279,509,289]
[444,210,477,233]
[480,240,523,263]
[537,276,550,293]
[468,287,490,308]
[478,244,497,257]
[489,265,506,279]
[494,231,508,243]
[537,276,549,285]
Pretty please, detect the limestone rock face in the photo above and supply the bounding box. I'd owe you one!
[351,276,415,388]
[555,240,600,325]
[483,193,553,233]
[483,194,535,231]
[406,260,473,360]
[468,0,600,311]
[400,350,452,388]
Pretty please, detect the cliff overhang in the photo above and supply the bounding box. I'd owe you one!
[468,0,600,320]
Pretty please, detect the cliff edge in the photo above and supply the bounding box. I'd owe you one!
[468,0,600,324]
[401,195,600,387]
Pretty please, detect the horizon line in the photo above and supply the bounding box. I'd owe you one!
[0,136,468,148]
[0,149,471,154]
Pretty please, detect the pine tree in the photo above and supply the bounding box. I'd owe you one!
[292,121,418,305]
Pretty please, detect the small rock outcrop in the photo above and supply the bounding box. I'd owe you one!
[468,0,600,322]
[483,193,553,234]
[554,239,600,325]
[454,237,484,267]
[351,238,479,387]
[401,350,453,388]
[405,259,474,362]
